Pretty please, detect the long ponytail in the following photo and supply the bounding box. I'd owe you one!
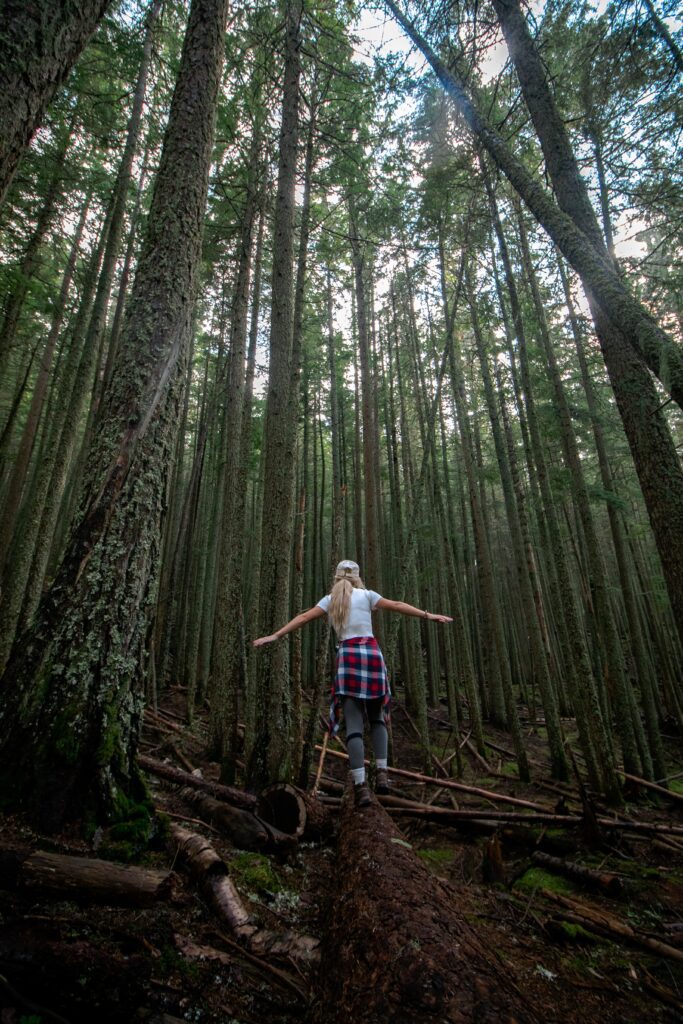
[328,575,365,634]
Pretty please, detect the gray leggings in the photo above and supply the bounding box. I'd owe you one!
[343,696,388,770]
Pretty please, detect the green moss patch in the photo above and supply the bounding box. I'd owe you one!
[556,921,599,943]
[229,851,283,896]
[514,867,573,895]
[417,848,455,865]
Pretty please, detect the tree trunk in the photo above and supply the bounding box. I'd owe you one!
[0,0,112,205]
[245,0,303,791]
[0,0,229,831]
[0,190,91,561]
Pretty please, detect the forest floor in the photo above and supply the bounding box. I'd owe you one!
[1,686,682,1024]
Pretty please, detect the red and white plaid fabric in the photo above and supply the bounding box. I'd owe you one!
[329,636,390,734]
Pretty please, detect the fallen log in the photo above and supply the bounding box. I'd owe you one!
[315,788,539,1023]
[176,786,295,849]
[316,744,552,811]
[531,851,623,896]
[0,846,171,906]
[169,825,319,964]
[139,754,256,810]
[258,782,333,841]
[620,770,683,805]
[169,825,255,939]
[378,796,683,838]
[542,890,683,964]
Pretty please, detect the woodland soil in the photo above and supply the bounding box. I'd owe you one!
[0,685,681,1023]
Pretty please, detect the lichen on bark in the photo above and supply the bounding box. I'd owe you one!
[0,0,230,831]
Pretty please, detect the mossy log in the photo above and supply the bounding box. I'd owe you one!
[315,789,539,1024]
[0,846,171,906]
[258,781,333,840]
[531,851,623,896]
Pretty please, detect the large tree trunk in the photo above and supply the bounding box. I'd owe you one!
[0,0,112,206]
[315,791,538,1023]
[245,0,303,791]
[0,0,229,831]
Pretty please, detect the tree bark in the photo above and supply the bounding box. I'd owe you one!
[246,0,303,791]
[0,0,112,206]
[315,791,538,1023]
[0,0,229,830]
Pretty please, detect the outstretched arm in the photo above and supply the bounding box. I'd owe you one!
[375,598,452,623]
[252,604,326,647]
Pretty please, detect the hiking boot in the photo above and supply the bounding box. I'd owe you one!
[375,768,390,795]
[354,782,371,807]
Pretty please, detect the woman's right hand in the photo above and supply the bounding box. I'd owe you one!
[252,634,278,647]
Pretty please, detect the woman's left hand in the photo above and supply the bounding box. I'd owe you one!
[253,634,279,647]
[428,613,453,623]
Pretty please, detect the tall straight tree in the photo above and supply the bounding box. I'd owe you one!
[245,0,303,791]
[0,0,113,206]
[0,0,229,829]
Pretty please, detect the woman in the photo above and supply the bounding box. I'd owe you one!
[253,560,453,807]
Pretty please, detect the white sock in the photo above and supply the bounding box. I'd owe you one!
[376,759,388,769]
[351,767,366,785]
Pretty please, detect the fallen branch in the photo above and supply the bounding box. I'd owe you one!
[378,798,683,837]
[620,771,683,806]
[169,743,196,773]
[174,933,307,1002]
[316,744,552,811]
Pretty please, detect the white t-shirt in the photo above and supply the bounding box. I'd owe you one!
[317,588,383,641]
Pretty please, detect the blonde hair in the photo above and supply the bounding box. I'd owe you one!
[328,574,366,634]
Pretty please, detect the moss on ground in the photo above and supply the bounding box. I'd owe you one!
[514,867,573,895]
[229,851,283,896]
[417,848,455,865]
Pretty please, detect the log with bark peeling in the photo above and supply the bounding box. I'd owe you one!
[0,846,172,906]
[315,788,538,1023]
[176,786,295,849]
[169,825,319,964]
[139,754,256,809]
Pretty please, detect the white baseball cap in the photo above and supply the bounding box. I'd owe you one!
[335,559,360,578]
